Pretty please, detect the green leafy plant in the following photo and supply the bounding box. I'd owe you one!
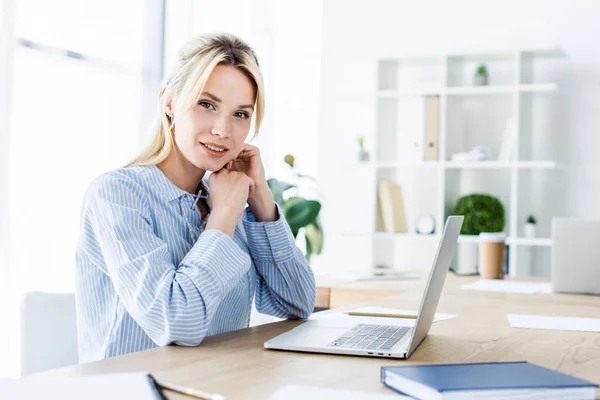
[453,193,504,235]
[356,136,365,151]
[267,154,323,262]
[476,64,488,77]
[526,214,537,224]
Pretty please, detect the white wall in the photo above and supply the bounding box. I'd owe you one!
[180,0,322,188]
[317,0,600,275]
[0,0,16,380]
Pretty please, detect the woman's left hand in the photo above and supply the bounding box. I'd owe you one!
[226,144,278,221]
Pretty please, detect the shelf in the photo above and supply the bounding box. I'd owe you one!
[376,83,557,98]
[375,232,440,240]
[380,47,565,62]
[520,47,566,58]
[363,161,561,169]
[507,237,553,247]
[446,85,514,95]
[353,49,566,277]
[378,88,442,98]
[445,161,560,169]
[516,161,563,169]
[446,83,557,96]
[458,236,553,246]
[342,232,441,240]
[519,83,558,93]
[342,232,553,247]
[374,161,441,169]
[445,161,512,169]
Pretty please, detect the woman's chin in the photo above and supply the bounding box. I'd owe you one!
[191,158,227,172]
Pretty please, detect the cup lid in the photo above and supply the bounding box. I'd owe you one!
[478,232,507,243]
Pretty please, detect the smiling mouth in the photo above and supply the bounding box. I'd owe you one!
[200,142,228,152]
[199,142,229,158]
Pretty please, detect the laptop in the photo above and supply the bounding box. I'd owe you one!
[552,218,600,295]
[264,215,464,359]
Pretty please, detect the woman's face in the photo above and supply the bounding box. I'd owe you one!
[171,64,256,172]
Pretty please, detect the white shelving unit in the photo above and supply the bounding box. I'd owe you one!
[342,48,567,277]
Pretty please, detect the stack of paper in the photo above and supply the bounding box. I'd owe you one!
[507,314,600,332]
[460,280,552,294]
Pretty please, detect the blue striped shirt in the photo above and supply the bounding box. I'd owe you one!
[75,165,316,363]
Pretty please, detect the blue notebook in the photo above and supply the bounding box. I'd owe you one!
[381,361,598,400]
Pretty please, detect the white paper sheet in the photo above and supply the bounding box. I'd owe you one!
[268,385,405,399]
[310,307,456,327]
[348,307,457,322]
[0,372,163,400]
[507,314,600,332]
[460,280,552,294]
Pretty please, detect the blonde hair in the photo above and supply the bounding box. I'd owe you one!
[127,32,265,167]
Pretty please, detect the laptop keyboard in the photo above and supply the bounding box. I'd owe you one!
[326,324,411,351]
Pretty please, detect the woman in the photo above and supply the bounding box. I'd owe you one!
[75,32,316,362]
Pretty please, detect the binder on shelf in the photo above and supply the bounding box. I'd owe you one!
[423,96,440,161]
[377,179,408,233]
[397,98,425,162]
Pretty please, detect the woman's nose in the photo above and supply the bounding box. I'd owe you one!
[211,116,230,137]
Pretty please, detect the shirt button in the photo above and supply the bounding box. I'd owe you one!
[269,228,276,235]
[276,250,284,256]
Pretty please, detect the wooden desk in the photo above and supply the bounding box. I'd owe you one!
[41,274,600,399]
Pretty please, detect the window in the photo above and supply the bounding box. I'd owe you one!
[1,0,164,377]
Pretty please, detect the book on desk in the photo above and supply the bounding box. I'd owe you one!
[381,361,598,400]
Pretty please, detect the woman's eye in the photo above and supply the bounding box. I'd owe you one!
[199,101,215,111]
[234,111,249,119]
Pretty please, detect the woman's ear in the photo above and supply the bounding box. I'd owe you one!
[160,88,173,118]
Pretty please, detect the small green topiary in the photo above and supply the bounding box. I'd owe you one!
[453,193,505,235]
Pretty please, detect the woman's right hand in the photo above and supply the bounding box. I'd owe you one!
[205,169,254,238]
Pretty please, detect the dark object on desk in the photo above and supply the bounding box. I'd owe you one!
[381,361,598,400]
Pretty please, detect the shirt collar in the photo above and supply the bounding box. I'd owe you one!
[143,165,210,202]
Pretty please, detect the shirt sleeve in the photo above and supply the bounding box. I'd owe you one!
[85,172,251,347]
[242,204,316,319]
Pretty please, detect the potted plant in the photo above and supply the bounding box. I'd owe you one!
[524,214,537,238]
[474,64,489,86]
[454,194,505,235]
[452,193,505,275]
[267,154,323,262]
[356,136,369,162]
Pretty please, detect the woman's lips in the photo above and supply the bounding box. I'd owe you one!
[200,142,228,158]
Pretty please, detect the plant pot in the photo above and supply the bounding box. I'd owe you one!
[358,150,370,162]
[451,241,478,275]
[474,74,488,86]
[524,223,536,238]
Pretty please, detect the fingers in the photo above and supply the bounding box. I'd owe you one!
[209,168,254,190]
[236,144,259,158]
[247,175,255,199]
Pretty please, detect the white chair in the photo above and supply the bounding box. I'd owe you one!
[20,292,79,375]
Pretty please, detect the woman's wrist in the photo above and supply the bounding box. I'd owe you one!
[248,184,278,222]
[206,206,242,238]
